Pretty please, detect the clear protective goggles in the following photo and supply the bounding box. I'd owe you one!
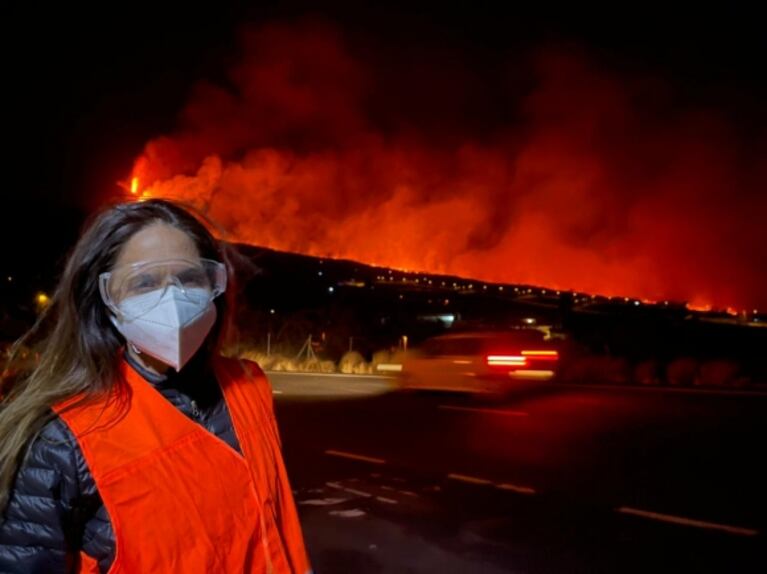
[99,257,227,320]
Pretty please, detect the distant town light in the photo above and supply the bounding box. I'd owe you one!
[524,318,536,325]
[634,301,641,306]
[318,271,323,276]
[270,309,276,314]
[328,286,334,293]
[433,314,455,327]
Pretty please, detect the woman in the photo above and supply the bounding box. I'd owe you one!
[0,199,311,573]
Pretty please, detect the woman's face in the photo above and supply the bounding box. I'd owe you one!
[110,222,203,373]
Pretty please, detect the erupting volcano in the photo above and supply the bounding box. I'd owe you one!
[125,19,766,311]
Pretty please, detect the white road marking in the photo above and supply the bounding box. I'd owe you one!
[616,506,759,537]
[341,486,374,498]
[449,473,537,495]
[324,449,387,464]
[447,473,493,485]
[329,509,366,518]
[497,483,536,495]
[271,389,284,394]
[298,497,348,506]
[326,482,373,498]
[439,405,529,417]
[376,496,398,504]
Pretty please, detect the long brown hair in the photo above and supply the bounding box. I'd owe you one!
[0,198,240,514]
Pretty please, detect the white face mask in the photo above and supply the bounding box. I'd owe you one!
[110,285,217,371]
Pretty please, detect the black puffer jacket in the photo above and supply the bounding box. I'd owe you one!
[0,352,243,574]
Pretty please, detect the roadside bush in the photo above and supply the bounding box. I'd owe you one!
[696,360,741,387]
[665,357,698,387]
[559,355,630,385]
[339,351,372,374]
[634,360,662,386]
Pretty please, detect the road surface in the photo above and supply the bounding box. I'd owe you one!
[268,372,766,573]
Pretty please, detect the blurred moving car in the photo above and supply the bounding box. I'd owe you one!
[398,330,559,394]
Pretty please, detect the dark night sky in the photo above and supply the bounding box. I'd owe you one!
[3,1,765,291]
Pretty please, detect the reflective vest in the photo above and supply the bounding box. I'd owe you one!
[52,354,311,573]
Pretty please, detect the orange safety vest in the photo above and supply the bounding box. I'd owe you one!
[52,354,311,573]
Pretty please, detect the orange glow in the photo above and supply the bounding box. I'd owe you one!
[487,355,528,366]
[123,21,767,312]
[686,303,713,312]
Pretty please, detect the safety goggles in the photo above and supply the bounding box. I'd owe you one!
[99,257,227,320]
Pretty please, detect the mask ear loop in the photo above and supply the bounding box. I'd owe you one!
[100,272,144,358]
[214,261,228,297]
[99,272,124,321]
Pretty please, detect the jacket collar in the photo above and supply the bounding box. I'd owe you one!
[123,348,169,386]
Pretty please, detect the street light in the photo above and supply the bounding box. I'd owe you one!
[35,292,51,312]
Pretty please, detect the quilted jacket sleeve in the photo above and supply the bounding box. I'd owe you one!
[0,416,88,573]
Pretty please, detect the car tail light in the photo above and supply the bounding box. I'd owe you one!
[521,350,559,361]
[486,355,528,367]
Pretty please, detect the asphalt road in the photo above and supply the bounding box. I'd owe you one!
[268,373,766,573]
